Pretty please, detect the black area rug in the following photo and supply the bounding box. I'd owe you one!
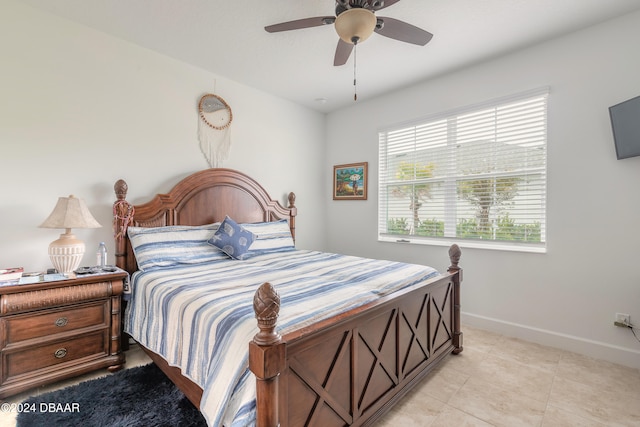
[16,363,207,427]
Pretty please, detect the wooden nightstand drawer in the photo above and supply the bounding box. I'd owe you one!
[2,301,108,345]
[3,330,108,381]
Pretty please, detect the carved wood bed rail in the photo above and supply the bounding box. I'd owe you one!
[113,168,462,427]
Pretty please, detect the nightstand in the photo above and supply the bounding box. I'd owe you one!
[0,271,126,398]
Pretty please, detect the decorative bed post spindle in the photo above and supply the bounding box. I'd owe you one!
[113,179,134,272]
[287,192,297,243]
[447,244,463,354]
[250,282,286,427]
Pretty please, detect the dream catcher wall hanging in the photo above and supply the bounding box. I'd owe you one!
[198,93,233,168]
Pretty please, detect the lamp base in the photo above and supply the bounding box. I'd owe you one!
[48,232,85,275]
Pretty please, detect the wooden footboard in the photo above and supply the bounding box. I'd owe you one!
[250,245,462,427]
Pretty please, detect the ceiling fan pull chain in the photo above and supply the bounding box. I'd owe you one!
[353,39,358,101]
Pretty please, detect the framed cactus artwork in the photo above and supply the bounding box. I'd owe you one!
[333,162,368,200]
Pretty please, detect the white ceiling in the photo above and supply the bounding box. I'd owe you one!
[21,0,640,113]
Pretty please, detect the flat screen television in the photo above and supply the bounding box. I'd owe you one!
[609,95,640,160]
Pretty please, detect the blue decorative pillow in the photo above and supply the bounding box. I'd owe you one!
[208,216,256,260]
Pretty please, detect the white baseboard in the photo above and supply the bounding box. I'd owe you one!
[461,312,640,370]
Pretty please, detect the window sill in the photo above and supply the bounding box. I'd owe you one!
[378,236,546,254]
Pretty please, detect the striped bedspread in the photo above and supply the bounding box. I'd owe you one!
[124,249,439,427]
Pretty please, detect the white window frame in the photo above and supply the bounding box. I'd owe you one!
[378,88,548,253]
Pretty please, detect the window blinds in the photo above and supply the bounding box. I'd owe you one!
[378,89,548,249]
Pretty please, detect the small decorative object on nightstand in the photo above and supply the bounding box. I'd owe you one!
[0,270,126,398]
[39,195,102,275]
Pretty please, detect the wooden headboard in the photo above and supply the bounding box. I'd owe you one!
[113,168,297,275]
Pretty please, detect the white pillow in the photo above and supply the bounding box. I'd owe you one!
[241,219,295,258]
[128,223,226,271]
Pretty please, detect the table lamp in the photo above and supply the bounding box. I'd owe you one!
[39,195,102,274]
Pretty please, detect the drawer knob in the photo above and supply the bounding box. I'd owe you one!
[54,348,67,359]
[54,317,68,327]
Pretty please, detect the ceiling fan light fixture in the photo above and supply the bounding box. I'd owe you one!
[334,8,377,44]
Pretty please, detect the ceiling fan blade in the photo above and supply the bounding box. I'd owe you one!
[375,17,433,46]
[265,16,335,33]
[334,39,354,66]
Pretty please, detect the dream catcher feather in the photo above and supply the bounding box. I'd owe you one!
[198,94,233,168]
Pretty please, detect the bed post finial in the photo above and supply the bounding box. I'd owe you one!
[252,282,282,345]
[250,282,285,427]
[114,179,128,200]
[447,243,461,272]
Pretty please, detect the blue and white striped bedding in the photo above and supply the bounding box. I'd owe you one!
[124,249,439,427]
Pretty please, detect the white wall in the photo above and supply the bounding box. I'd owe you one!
[0,1,327,272]
[325,10,640,369]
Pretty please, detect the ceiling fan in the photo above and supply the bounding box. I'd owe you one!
[265,0,433,66]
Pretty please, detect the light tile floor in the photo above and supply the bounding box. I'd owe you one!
[377,326,640,427]
[2,326,639,426]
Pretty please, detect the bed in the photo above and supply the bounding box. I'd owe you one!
[112,168,463,427]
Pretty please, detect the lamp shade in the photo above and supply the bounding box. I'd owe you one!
[39,195,101,274]
[40,195,101,229]
[334,8,377,44]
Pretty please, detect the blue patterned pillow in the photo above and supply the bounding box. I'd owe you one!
[208,216,256,260]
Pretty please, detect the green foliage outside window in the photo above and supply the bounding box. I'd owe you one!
[416,219,444,237]
[387,218,410,235]
[387,215,541,242]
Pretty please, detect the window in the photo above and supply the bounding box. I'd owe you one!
[378,89,548,251]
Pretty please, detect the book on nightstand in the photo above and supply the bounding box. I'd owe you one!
[0,267,24,284]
